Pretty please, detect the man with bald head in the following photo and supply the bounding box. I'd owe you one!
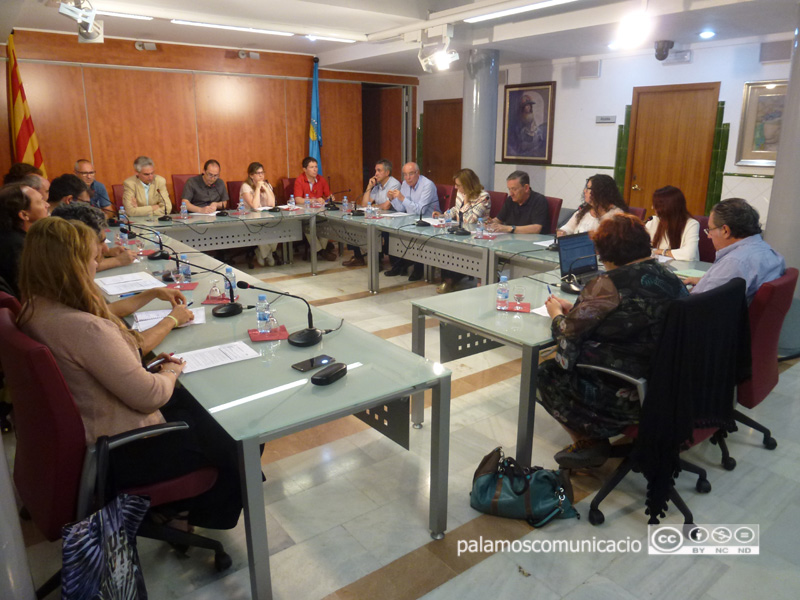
[75,158,114,218]
[384,162,439,280]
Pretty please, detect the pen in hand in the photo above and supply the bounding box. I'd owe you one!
[547,284,553,296]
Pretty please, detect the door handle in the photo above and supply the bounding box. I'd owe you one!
[631,184,641,191]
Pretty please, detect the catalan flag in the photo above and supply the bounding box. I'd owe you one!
[7,33,46,177]
[309,58,322,174]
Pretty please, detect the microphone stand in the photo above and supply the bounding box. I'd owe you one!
[325,189,351,211]
[127,222,171,261]
[237,281,323,346]
[415,206,430,227]
[561,253,597,293]
[448,210,470,236]
[177,256,242,318]
[157,188,172,222]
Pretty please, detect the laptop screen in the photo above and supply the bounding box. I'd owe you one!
[558,232,598,277]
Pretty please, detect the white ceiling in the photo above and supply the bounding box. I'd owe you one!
[6,0,798,76]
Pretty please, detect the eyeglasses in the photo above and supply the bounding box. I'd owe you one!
[204,172,220,179]
[253,170,265,175]
[704,225,722,235]
[75,170,95,175]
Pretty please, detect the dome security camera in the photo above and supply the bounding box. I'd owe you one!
[655,40,674,61]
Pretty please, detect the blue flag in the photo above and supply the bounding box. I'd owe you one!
[309,60,322,174]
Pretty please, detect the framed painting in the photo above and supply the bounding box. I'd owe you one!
[502,81,556,164]
[735,80,787,167]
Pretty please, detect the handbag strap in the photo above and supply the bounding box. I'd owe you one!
[525,485,569,528]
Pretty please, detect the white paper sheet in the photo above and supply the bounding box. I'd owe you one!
[533,240,552,247]
[174,341,259,373]
[96,272,166,295]
[133,307,206,331]
[379,212,409,218]
[532,304,551,317]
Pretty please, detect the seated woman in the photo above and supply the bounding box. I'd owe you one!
[645,185,700,261]
[240,161,278,266]
[17,217,243,530]
[432,168,491,294]
[0,181,49,298]
[539,213,688,468]
[557,174,626,237]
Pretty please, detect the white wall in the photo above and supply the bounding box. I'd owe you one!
[417,35,791,215]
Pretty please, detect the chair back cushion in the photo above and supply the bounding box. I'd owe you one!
[628,206,647,220]
[227,180,244,210]
[693,215,716,263]
[436,184,455,212]
[0,291,21,314]
[111,184,124,212]
[171,174,196,213]
[0,309,86,541]
[280,178,296,203]
[545,197,563,235]
[738,268,799,408]
[488,191,507,218]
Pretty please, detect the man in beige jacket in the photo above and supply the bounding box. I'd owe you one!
[122,156,172,217]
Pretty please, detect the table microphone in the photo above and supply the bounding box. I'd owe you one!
[561,253,597,294]
[127,222,171,261]
[157,189,172,222]
[237,281,323,346]
[448,210,470,236]
[415,207,431,227]
[173,256,242,317]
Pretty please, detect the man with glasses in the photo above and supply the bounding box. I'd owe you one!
[182,159,229,214]
[683,198,784,302]
[122,156,172,217]
[384,162,439,280]
[74,159,113,218]
[486,170,548,234]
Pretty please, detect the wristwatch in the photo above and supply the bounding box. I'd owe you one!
[510,225,516,234]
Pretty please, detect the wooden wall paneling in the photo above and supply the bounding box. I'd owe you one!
[319,81,363,200]
[193,74,287,188]
[16,62,90,179]
[82,68,199,200]
[284,79,312,181]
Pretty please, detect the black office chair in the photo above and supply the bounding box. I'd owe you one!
[578,278,750,525]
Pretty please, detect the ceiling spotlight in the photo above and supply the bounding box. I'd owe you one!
[699,30,716,39]
[58,0,103,42]
[608,12,652,50]
[418,26,459,73]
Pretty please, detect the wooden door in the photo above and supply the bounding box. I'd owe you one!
[422,99,462,185]
[362,86,403,188]
[625,82,720,217]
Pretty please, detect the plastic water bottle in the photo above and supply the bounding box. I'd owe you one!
[366,201,374,219]
[342,196,349,217]
[256,294,271,334]
[224,266,236,295]
[304,194,311,211]
[180,254,191,282]
[444,211,452,228]
[476,217,485,238]
[288,194,296,209]
[497,275,510,311]
[180,200,188,220]
[238,198,245,215]
[118,206,128,244]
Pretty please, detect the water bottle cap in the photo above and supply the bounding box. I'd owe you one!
[180,254,187,259]
[500,275,508,282]
[225,266,233,272]
[258,294,267,301]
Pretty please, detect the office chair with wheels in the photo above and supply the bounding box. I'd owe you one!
[712,268,798,470]
[577,278,750,525]
[435,184,455,213]
[0,308,231,598]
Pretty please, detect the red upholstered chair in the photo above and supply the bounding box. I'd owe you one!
[628,206,647,220]
[694,215,716,263]
[713,268,799,470]
[111,184,124,213]
[436,184,455,212]
[488,190,507,218]
[0,308,231,596]
[0,291,21,314]
[545,196,563,235]
[281,177,296,202]
[172,174,196,213]
[227,180,244,210]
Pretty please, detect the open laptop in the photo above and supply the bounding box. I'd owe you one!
[558,232,600,288]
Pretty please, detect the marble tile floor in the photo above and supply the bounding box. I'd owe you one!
[5,249,800,600]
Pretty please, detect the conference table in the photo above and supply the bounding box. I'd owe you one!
[106,232,452,600]
[410,260,711,467]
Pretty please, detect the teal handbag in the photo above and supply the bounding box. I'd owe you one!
[470,447,578,527]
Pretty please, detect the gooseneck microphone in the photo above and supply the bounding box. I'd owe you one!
[127,222,171,261]
[157,188,172,222]
[415,206,431,227]
[448,210,470,236]
[561,253,597,294]
[173,256,242,317]
[237,281,323,346]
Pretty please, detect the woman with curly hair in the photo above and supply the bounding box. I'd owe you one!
[557,174,627,237]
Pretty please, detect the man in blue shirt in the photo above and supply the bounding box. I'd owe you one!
[75,159,114,218]
[384,162,439,280]
[686,198,785,302]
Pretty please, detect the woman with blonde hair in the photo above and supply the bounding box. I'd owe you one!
[17,217,244,530]
[240,161,278,266]
[432,168,491,293]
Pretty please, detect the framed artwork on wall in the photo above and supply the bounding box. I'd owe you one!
[735,79,787,167]
[501,81,556,164]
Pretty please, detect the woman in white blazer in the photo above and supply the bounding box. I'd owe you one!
[645,186,699,262]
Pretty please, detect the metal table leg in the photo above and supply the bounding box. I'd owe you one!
[516,344,539,467]
[429,375,450,539]
[411,304,426,428]
[240,438,273,599]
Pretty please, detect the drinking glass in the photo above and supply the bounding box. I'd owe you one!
[438,215,445,227]
[170,265,185,285]
[513,286,525,310]
[208,279,224,300]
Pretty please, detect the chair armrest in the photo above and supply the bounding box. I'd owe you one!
[77,422,189,518]
[576,363,647,405]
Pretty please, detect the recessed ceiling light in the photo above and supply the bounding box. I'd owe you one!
[95,11,153,21]
[608,12,652,50]
[170,19,294,37]
[306,35,356,43]
[699,30,716,39]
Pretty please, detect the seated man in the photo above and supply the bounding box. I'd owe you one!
[51,202,136,272]
[293,156,336,261]
[384,162,439,281]
[48,174,90,211]
[345,159,400,267]
[0,182,49,297]
[3,162,41,185]
[182,159,228,214]
[75,159,114,218]
[684,198,785,302]
[123,156,172,217]
[485,170,549,234]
